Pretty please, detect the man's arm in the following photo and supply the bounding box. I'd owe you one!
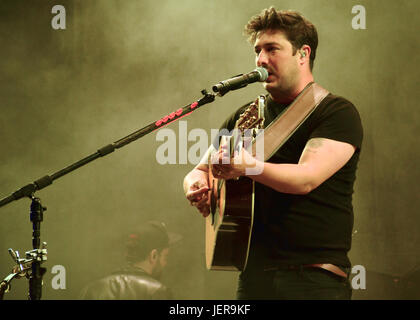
[250,137,356,194]
[183,145,215,216]
[183,145,212,195]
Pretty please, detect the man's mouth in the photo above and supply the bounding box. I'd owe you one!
[265,72,275,82]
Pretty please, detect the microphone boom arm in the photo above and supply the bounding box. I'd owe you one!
[0,90,216,208]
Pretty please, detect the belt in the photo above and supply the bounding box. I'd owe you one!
[305,264,348,278]
[265,263,348,278]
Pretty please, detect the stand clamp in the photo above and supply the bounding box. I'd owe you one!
[0,242,47,299]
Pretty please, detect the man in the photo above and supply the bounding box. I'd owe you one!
[79,221,176,300]
[183,7,363,299]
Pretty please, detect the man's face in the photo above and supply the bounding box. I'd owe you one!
[151,247,169,280]
[254,30,301,97]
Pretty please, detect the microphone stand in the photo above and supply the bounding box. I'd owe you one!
[28,197,47,300]
[0,89,216,299]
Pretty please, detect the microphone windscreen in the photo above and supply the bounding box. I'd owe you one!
[256,67,268,82]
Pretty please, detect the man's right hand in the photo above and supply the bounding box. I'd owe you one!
[183,147,215,218]
[185,180,210,217]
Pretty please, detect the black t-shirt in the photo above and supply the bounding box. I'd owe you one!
[214,91,363,268]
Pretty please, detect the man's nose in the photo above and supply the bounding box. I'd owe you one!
[256,51,269,67]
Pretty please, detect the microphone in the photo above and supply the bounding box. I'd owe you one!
[212,67,268,96]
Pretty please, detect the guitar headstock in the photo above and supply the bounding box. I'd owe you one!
[235,95,266,132]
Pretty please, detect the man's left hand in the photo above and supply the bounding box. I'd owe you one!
[210,145,258,180]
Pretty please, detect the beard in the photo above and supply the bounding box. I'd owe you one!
[264,65,300,101]
[151,263,163,280]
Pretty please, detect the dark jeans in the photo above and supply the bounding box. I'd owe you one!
[237,266,352,300]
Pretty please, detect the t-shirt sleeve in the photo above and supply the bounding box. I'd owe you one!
[309,96,363,150]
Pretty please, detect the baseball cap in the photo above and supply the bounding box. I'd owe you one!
[125,220,181,262]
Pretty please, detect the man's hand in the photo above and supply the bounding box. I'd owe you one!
[211,144,258,180]
[184,170,210,217]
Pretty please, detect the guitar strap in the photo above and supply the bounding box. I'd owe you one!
[252,82,330,161]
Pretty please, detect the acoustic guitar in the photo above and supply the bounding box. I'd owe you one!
[206,95,266,271]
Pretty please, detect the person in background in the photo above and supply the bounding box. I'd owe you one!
[79,220,179,300]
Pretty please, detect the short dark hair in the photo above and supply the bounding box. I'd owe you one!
[244,7,318,71]
[124,221,170,263]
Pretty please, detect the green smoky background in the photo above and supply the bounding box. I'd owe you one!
[0,0,419,299]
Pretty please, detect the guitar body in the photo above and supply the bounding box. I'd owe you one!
[206,170,255,271]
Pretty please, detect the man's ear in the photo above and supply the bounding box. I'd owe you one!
[299,45,311,65]
[149,249,159,264]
